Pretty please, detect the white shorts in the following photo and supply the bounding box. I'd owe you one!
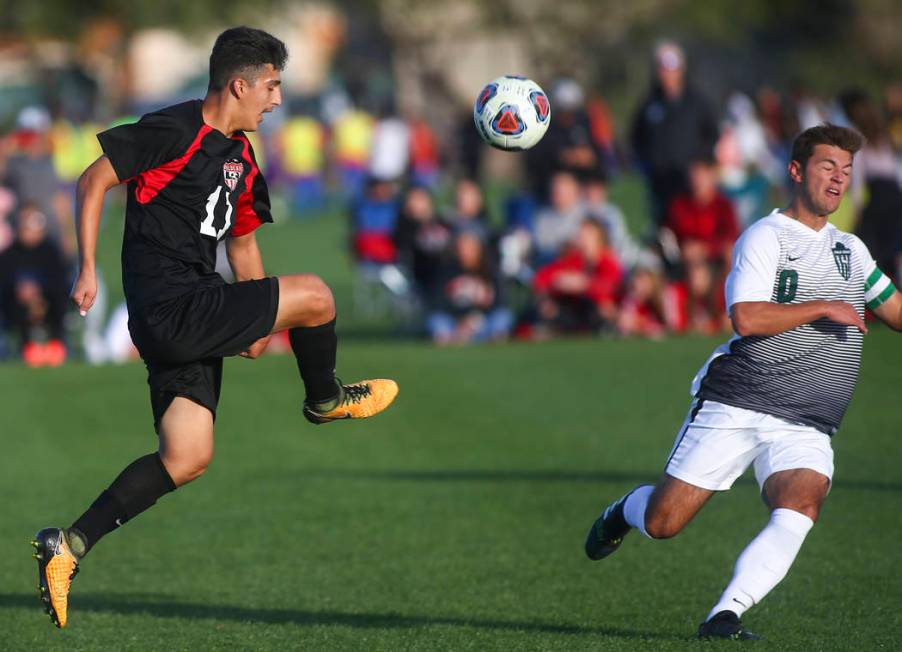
[664,400,834,492]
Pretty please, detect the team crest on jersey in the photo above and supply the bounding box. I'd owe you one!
[832,242,851,280]
[222,160,243,191]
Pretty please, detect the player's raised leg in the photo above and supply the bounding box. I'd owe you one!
[585,474,713,560]
[272,273,398,423]
[698,468,827,640]
[32,397,211,628]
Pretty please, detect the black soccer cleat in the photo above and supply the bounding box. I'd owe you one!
[584,493,632,561]
[32,528,80,628]
[698,610,762,641]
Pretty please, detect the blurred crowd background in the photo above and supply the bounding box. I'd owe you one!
[1,0,901,365]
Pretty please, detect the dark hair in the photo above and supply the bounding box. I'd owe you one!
[208,27,288,91]
[790,123,863,167]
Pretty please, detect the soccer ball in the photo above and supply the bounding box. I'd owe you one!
[473,75,551,151]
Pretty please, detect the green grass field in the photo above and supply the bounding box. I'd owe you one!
[1,331,901,651]
[2,181,901,650]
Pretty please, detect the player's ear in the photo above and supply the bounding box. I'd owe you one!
[788,160,803,184]
[230,77,246,99]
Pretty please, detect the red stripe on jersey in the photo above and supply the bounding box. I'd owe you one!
[231,133,263,237]
[133,125,212,204]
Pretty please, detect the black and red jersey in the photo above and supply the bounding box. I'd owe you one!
[97,100,272,308]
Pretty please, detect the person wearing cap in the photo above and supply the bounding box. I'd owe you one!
[526,78,604,203]
[2,106,75,256]
[630,41,720,228]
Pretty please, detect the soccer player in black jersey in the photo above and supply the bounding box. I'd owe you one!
[31,27,398,628]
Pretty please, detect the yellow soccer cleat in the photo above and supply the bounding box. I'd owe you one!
[303,379,398,424]
[32,528,80,628]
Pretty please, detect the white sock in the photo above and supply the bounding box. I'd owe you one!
[623,484,654,539]
[707,508,814,621]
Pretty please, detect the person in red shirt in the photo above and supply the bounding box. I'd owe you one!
[664,157,738,331]
[665,157,739,269]
[617,253,687,338]
[533,219,623,334]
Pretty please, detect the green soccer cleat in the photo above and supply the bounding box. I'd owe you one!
[32,528,80,628]
[584,494,631,561]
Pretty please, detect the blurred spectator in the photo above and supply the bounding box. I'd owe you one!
[533,219,622,335]
[526,78,603,202]
[453,107,486,179]
[586,93,618,173]
[333,108,375,199]
[0,187,15,253]
[664,157,739,271]
[630,41,719,226]
[533,169,585,262]
[582,169,637,268]
[393,185,451,301]
[445,178,489,237]
[679,256,729,334]
[0,204,71,366]
[426,229,512,345]
[617,252,684,338]
[277,114,326,214]
[842,91,902,278]
[351,177,400,265]
[369,109,409,182]
[408,116,441,189]
[886,83,902,151]
[2,107,76,256]
[50,118,103,189]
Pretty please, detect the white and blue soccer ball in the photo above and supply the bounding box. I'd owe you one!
[473,75,551,151]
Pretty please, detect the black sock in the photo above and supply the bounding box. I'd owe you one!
[288,318,339,404]
[70,453,176,556]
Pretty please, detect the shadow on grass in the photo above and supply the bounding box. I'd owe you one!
[0,592,676,640]
[304,468,902,493]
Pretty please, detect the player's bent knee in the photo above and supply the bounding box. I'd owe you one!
[644,521,681,540]
[164,451,213,486]
[278,274,336,326]
[644,513,683,540]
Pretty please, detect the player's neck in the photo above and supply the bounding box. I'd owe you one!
[201,94,239,137]
[783,199,829,232]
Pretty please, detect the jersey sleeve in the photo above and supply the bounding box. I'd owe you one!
[97,113,190,182]
[850,235,895,310]
[724,222,780,310]
[231,135,273,237]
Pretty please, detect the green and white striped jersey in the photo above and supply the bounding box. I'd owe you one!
[692,210,894,435]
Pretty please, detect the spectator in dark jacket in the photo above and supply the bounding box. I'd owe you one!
[630,41,719,226]
[426,229,512,345]
[394,186,452,300]
[0,204,71,365]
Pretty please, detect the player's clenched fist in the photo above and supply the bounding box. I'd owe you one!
[70,270,97,317]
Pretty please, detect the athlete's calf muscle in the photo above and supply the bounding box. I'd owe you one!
[644,474,715,539]
[762,469,829,522]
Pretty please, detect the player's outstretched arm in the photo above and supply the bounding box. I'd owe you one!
[71,155,120,316]
[731,300,867,337]
[871,290,902,331]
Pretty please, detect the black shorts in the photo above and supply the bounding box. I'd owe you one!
[128,277,280,431]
